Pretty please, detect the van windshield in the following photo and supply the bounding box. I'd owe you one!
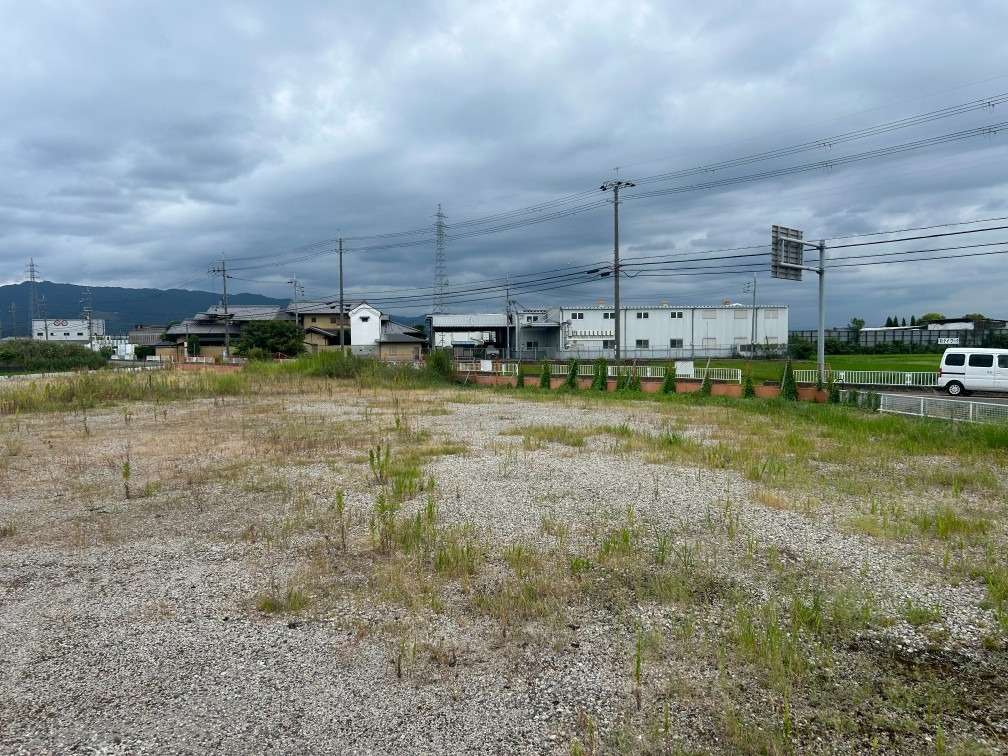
[944,353,965,366]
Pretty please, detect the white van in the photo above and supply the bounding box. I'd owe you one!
[938,348,1008,395]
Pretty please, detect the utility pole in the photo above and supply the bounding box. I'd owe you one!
[505,272,511,360]
[80,288,95,350]
[600,179,635,361]
[743,274,757,353]
[39,296,48,341]
[816,241,827,382]
[338,237,345,352]
[287,273,304,322]
[209,259,231,357]
[433,204,448,314]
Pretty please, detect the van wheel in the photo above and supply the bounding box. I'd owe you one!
[946,381,964,396]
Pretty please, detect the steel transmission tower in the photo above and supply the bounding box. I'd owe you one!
[432,204,448,313]
[25,258,40,322]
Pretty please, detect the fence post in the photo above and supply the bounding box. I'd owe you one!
[969,401,974,422]
[920,397,925,418]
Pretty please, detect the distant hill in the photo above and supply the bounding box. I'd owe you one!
[0,280,288,337]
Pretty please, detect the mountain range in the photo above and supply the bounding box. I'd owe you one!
[0,280,287,337]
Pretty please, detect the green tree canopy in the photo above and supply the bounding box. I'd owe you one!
[848,317,865,331]
[235,320,305,357]
[918,312,945,323]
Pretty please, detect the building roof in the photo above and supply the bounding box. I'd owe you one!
[165,320,241,337]
[201,305,291,321]
[380,331,426,344]
[428,313,508,329]
[287,300,360,315]
[560,303,789,310]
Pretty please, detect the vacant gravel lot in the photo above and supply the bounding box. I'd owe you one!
[1,385,1006,754]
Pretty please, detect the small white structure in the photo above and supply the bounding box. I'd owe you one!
[349,303,382,349]
[32,318,106,343]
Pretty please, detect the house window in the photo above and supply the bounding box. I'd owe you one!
[570,312,584,320]
[602,339,614,349]
[311,317,317,323]
[603,312,614,320]
[702,337,716,347]
[669,338,683,348]
[359,316,370,322]
[525,340,539,350]
[36,332,43,337]
[526,315,539,322]
[77,332,84,336]
[702,310,716,320]
[635,339,649,349]
[670,311,683,319]
[764,309,779,320]
[636,311,649,319]
[64,332,70,336]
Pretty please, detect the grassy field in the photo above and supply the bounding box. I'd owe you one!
[1,362,1005,753]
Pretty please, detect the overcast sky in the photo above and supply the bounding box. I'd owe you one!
[2,1,1008,326]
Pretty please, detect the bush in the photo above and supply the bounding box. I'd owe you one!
[515,367,525,388]
[619,370,641,392]
[661,364,676,394]
[425,349,453,380]
[781,360,798,401]
[699,373,712,396]
[539,361,550,389]
[563,359,578,390]
[134,345,155,361]
[789,337,815,360]
[827,373,840,404]
[0,339,107,373]
[743,373,755,398]
[243,347,271,361]
[187,336,201,357]
[591,359,607,391]
[235,320,305,357]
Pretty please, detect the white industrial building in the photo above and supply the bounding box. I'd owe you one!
[32,318,106,343]
[429,303,789,360]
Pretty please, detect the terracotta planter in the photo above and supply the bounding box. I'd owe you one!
[640,379,662,393]
[755,385,781,399]
[712,383,743,398]
[797,387,828,403]
[676,380,702,393]
[576,377,594,390]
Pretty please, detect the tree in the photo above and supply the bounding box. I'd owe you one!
[742,373,755,398]
[99,345,114,360]
[699,372,712,396]
[848,317,865,332]
[187,336,201,356]
[591,359,607,391]
[235,320,304,357]
[901,317,907,327]
[910,315,916,326]
[884,316,893,327]
[781,360,798,401]
[563,359,578,390]
[919,312,945,323]
[661,364,677,394]
[539,361,550,389]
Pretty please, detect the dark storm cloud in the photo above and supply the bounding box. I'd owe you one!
[2,0,1008,325]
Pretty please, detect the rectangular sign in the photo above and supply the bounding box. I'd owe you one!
[937,337,960,345]
[771,225,804,281]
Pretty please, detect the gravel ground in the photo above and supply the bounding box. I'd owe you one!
[0,389,1005,754]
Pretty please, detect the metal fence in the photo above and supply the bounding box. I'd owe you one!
[466,361,742,383]
[794,369,938,387]
[876,393,1008,424]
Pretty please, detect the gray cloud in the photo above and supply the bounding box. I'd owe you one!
[2,0,1008,326]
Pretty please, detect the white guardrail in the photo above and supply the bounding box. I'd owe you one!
[794,369,938,387]
[459,362,742,383]
[877,393,1008,424]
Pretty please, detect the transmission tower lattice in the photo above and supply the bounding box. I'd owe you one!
[432,204,448,313]
[25,258,40,321]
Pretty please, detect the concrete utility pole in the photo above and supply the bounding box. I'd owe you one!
[209,259,231,357]
[287,273,304,322]
[80,290,94,352]
[505,272,511,360]
[600,179,635,361]
[338,237,345,352]
[816,241,827,382]
[743,275,757,352]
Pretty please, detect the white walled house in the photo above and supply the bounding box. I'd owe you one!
[347,302,426,362]
[349,303,382,348]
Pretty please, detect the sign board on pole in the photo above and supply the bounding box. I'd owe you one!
[771,225,804,281]
[937,337,960,345]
